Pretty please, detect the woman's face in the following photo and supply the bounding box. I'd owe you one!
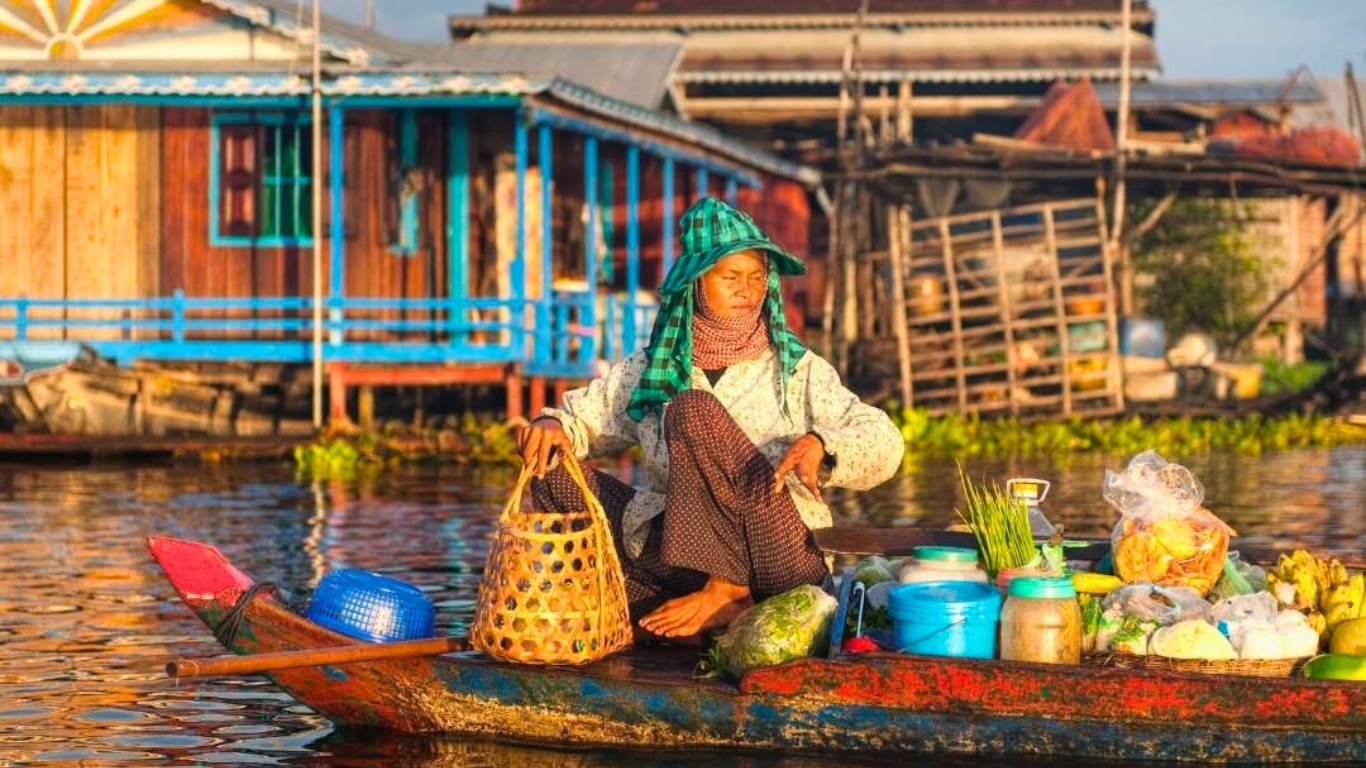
[699,250,768,320]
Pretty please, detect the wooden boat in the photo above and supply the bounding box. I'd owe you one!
[149,535,1366,764]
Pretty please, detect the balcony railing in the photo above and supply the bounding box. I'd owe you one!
[0,290,656,377]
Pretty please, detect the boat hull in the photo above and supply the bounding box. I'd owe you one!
[148,536,1366,763]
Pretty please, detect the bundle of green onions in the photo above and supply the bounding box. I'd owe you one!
[955,464,1037,579]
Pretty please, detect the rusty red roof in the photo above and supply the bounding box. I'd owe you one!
[513,0,1146,15]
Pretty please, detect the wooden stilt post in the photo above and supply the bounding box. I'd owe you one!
[505,365,523,422]
[886,204,913,407]
[529,376,546,415]
[358,385,374,430]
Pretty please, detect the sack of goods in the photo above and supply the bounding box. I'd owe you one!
[470,453,632,665]
[1104,451,1235,597]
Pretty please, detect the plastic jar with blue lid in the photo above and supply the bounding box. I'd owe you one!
[999,576,1081,664]
[898,546,988,585]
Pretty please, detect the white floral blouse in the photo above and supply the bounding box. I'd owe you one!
[540,348,905,559]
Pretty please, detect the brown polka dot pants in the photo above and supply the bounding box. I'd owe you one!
[531,389,828,620]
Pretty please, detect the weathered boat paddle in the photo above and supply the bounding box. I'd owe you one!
[167,635,469,679]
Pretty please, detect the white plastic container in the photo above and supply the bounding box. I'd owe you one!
[898,546,988,585]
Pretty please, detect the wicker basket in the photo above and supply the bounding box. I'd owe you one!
[1085,652,1306,678]
[470,453,633,665]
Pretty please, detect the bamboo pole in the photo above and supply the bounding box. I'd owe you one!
[990,211,1020,415]
[1110,0,1134,316]
[310,0,324,428]
[938,219,967,411]
[1043,204,1074,416]
[167,636,470,679]
[886,204,913,406]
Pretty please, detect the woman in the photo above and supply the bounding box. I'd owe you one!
[518,197,903,640]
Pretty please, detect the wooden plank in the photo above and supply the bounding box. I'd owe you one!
[104,105,141,308]
[989,211,1020,415]
[30,106,66,329]
[1096,198,1125,412]
[0,106,34,338]
[65,105,104,305]
[135,107,161,311]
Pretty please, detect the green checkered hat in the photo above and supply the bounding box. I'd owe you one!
[658,197,805,296]
[627,197,807,421]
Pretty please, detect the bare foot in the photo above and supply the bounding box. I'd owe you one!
[637,577,753,638]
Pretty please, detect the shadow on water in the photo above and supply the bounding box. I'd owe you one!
[0,447,1361,765]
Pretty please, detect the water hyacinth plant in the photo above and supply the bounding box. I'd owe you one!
[955,463,1037,578]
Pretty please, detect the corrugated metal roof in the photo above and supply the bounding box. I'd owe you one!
[0,68,816,184]
[433,35,683,110]
[1094,80,1326,106]
[543,79,819,185]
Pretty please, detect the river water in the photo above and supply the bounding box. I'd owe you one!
[1,447,1363,766]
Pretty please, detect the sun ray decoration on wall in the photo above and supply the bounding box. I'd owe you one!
[0,0,181,60]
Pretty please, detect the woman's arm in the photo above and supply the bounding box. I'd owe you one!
[537,351,646,461]
[803,354,905,491]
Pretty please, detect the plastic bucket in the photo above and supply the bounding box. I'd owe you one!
[888,581,1002,659]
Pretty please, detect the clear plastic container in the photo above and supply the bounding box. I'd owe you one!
[899,546,988,585]
[999,576,1082,665]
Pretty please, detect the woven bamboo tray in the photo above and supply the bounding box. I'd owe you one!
[1085,652,1307,678]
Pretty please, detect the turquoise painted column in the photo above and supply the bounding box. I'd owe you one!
[726,177,738,206]
[662,156,675,276]
[583,135,599,363]
[513,113,528,359]
[447,111,470,348]
[695,167,708,202]
[625,144,640,353]
[328,105,344,347]
[538,123,554,366]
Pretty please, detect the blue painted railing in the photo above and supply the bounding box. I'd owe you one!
[0,291,654,376]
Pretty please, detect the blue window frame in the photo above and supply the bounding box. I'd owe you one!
[210,111,313,247]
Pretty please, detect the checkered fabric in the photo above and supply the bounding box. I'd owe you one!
[626,197,808,421]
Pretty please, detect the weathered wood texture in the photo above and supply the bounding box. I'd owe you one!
[0,104,159,339]
[160,108,450,340]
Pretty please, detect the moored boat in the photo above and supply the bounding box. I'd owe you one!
[148,535,1366,763]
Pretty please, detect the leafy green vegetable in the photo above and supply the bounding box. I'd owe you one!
[705,585,837,680]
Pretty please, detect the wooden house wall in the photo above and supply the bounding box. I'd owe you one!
[0,104,160,339]
[160,108,450,339]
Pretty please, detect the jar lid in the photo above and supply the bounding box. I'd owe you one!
[1007,576,1077,599]
[913,546,979,564]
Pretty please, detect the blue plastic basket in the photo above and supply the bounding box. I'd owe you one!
[304,569,435,643]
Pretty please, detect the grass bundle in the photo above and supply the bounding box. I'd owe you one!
[955,463,1037,578]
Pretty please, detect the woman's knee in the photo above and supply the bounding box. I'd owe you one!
[664,389,728,435]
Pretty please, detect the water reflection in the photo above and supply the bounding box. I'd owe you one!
[0,448,1361,766]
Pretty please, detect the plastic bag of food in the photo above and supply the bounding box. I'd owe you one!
[707,585,837,679]
[1104,451,1235,596]
[853,556,900,586]
[1102,582,1211,626]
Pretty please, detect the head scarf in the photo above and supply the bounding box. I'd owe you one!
[691,271,771,369]
[626,198,807,421]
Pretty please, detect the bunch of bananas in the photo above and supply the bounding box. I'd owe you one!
[1266,550,1363,637]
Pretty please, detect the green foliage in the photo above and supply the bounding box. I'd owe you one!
[1258,358,1331,397]
[292,417,522,480]
[889,407,1365,460]
[1131,198,1271,351]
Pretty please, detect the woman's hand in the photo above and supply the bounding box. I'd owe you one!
[772,433,826,502]
[517,417,573,478]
